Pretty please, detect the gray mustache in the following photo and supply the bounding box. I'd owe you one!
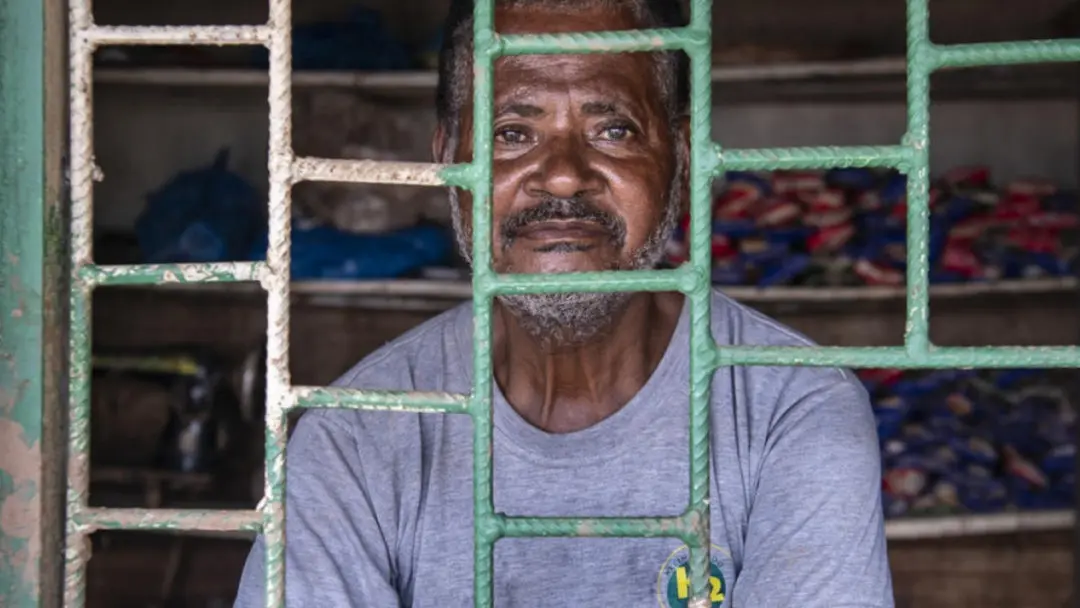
[500,196,627,248]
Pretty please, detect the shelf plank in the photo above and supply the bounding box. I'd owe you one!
[114,276,1079,305]
[94,58,910,90]
[94,510,1076,542]
[884,510,1074,541]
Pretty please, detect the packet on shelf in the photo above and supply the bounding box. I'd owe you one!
[663,164,1080,288]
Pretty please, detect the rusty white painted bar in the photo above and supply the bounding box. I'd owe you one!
[261,0,295,606]
[69,508,263,534]
[293,157,449,187]
[64,0,97,603]
[83,25,271,46]
[79,261,269,286]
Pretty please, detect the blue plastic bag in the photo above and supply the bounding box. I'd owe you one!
[135,149,264,264]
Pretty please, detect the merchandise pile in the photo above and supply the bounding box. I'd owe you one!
[664,166,1080,288]
[860,368,1076,518]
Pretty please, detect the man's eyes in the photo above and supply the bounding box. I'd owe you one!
[494,126,532,145]
[493,123,638,145]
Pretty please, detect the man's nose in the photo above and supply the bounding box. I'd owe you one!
[526,136,602,200]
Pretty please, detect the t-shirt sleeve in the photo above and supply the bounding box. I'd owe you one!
[729,373,894,608]
[232,409,406,608]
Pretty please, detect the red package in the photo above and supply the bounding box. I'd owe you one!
[804,207,853,228]
[711,234,737,260]
[1007,226,1060,254]
[755,198,801,227]
[807,188,846,212]
[996,193,1042,217]
[949,215,998,242]
[713,187,758,220]
[854,258,904,286]
[773,170,824,197]
[807,223,856,253]
[943,165,990,189]
[940,240,983,278]
[1007,178,1057,198]
[883,468,928,499]
[1002,446,1049,489]
[1026,211,1080,230]
[858,368,904,387]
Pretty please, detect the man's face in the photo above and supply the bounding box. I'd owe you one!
[437,3,687,342]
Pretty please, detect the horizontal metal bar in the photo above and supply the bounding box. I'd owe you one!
[82,24,271,46]
[69,508,262,534]
[79,261,268,287]
[714,346,1080,369]
[496,27,706,56]
[131,276,1080,306]
[933,40,1080,69]
[498,514,695,542]
[293,157,448,187]
[884,511,1073,540]
[481,268,695,298]
[719,145,911,172]
[292,386,470,414]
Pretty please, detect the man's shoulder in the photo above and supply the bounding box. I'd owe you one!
[708,287,871,407]
[332,301,473,392]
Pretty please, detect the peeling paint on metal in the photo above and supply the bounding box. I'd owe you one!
[1,0,46,605]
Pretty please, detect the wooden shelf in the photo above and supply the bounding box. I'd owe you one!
[92,58,1080,102]
[110,276,1080,310]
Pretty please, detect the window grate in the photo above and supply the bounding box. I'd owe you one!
[54,0,1080,606]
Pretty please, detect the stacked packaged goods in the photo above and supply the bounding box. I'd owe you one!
[860,368,1076,518]
[664,166,1080,288]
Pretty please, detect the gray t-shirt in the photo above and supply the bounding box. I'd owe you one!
[234,290,893,607]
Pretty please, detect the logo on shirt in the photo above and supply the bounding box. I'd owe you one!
[656,544,728,608]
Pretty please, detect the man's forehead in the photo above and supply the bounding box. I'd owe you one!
[491,54,659,110]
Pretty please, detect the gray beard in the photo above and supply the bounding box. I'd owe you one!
[447,182,682,350]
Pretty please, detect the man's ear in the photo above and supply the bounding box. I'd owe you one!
[432,123,449,163]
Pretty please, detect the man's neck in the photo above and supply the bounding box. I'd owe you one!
[492,292,684,434]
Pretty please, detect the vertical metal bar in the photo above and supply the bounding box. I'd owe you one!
[903,0,932,355]
[41,0,70,605]
[686,0,716,606]
[64,0,95,604]
[263,0,294,605]
[0,0,46,605]
[470,0,498,605]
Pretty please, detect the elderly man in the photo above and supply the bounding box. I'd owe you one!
[234,0,893,606]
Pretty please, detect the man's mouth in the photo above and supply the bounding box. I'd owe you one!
[514,220,611,245]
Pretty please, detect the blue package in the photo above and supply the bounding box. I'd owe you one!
[879,173,907,207]
[757,255,812,287]
[712,219,758,238]
[764,225,814,245]
[248,220,453,280]
[950,436,999,466]
[826,167,878,191]
[710,259,746,285]
[994,369,1042,389]
[1042,444,1075,475]
[722,171,772,195]
[135,149,264,264]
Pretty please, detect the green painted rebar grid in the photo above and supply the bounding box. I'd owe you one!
[47,0,1080,606]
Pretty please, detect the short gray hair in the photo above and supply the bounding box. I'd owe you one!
[434,0,689,162]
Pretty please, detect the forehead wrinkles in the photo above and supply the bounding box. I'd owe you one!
[493,54,660,114]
